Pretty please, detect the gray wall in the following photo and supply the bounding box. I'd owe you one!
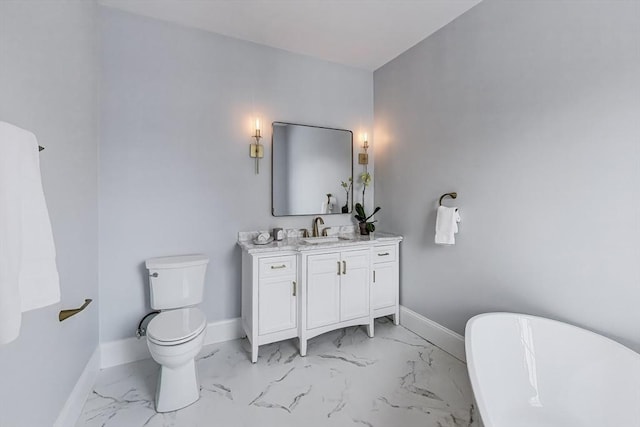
[374,0,640,351]
[0,1,99,425]
[99,7,373,342]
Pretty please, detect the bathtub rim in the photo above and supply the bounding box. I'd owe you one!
[464,311,640,427]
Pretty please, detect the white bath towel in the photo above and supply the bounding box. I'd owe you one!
[0,122,60,345]
[435,206,461,245]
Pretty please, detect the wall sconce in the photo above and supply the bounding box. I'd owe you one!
[358,132,369,165]
[250,117,264,174]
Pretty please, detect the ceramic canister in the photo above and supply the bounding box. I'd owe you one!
[272,228,284,241]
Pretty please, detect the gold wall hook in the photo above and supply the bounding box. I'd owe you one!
[59,299,92,322]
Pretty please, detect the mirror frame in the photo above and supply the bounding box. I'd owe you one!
[271,121,354,217]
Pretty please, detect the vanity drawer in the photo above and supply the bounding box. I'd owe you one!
[373,245,396,263]
[259,256,296,278]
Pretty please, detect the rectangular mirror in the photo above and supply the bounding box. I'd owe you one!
[272,122,353,216]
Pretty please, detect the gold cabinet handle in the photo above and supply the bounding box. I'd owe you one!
[337,261,341,275]
[271,264,286,269]
[342,260,346,275]
[378,252,390,257]
[292,281,297,296]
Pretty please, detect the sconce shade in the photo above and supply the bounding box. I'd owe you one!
[250,116,263,174]
[359,131,369,164]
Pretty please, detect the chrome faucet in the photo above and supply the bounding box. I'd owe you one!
[312,216,325,237]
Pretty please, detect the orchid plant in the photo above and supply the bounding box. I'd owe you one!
[341,177,353,210]
[354,172,381,234]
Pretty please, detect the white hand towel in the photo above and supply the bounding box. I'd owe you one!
[0,122,60,345]
[256,232,270,243]
[435,206,461,245]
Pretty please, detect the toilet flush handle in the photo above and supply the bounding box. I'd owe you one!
[150,272,158,277]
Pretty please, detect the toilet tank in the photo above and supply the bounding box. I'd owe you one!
[145,254,209,310]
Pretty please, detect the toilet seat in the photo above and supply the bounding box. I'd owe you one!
[147,307,206,346]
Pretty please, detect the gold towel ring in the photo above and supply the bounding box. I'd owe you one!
[439,192,458,206]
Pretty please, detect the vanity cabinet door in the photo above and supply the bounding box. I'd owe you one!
[306,252,341,329]
[258,276,297,335]
[258,256,297,335]
[339,249,370,321]
[371,262,396,309]
[370,244,400,325]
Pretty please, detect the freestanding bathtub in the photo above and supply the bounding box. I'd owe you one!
[465,313,640,427]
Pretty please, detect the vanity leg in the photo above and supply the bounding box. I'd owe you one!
[299,337,307,357]
[367,320,374,338]
[251,339,259,363]
[393,309,400,326]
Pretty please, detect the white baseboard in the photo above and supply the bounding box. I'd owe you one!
[100,335,150,369]
[100,317,244,369]
[54,346,101,427]
[399,306,466,362]
[203,317,244,346]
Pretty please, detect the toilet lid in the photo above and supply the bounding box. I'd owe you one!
[147,308,206,345]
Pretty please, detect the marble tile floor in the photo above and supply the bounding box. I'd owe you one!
[76,318,482,427]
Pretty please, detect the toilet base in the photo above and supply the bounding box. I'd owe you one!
[155,359,200,412]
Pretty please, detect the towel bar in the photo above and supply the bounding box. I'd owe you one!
[59,299,92,322]
[439,192,458,206]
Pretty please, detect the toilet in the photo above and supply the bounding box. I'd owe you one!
[145,254,209,412]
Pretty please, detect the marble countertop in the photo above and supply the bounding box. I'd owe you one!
[238,227,403,254]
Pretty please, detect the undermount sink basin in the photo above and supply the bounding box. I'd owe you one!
[302,236,340,244]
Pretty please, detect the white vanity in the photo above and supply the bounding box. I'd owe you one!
[238,229,402,363]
